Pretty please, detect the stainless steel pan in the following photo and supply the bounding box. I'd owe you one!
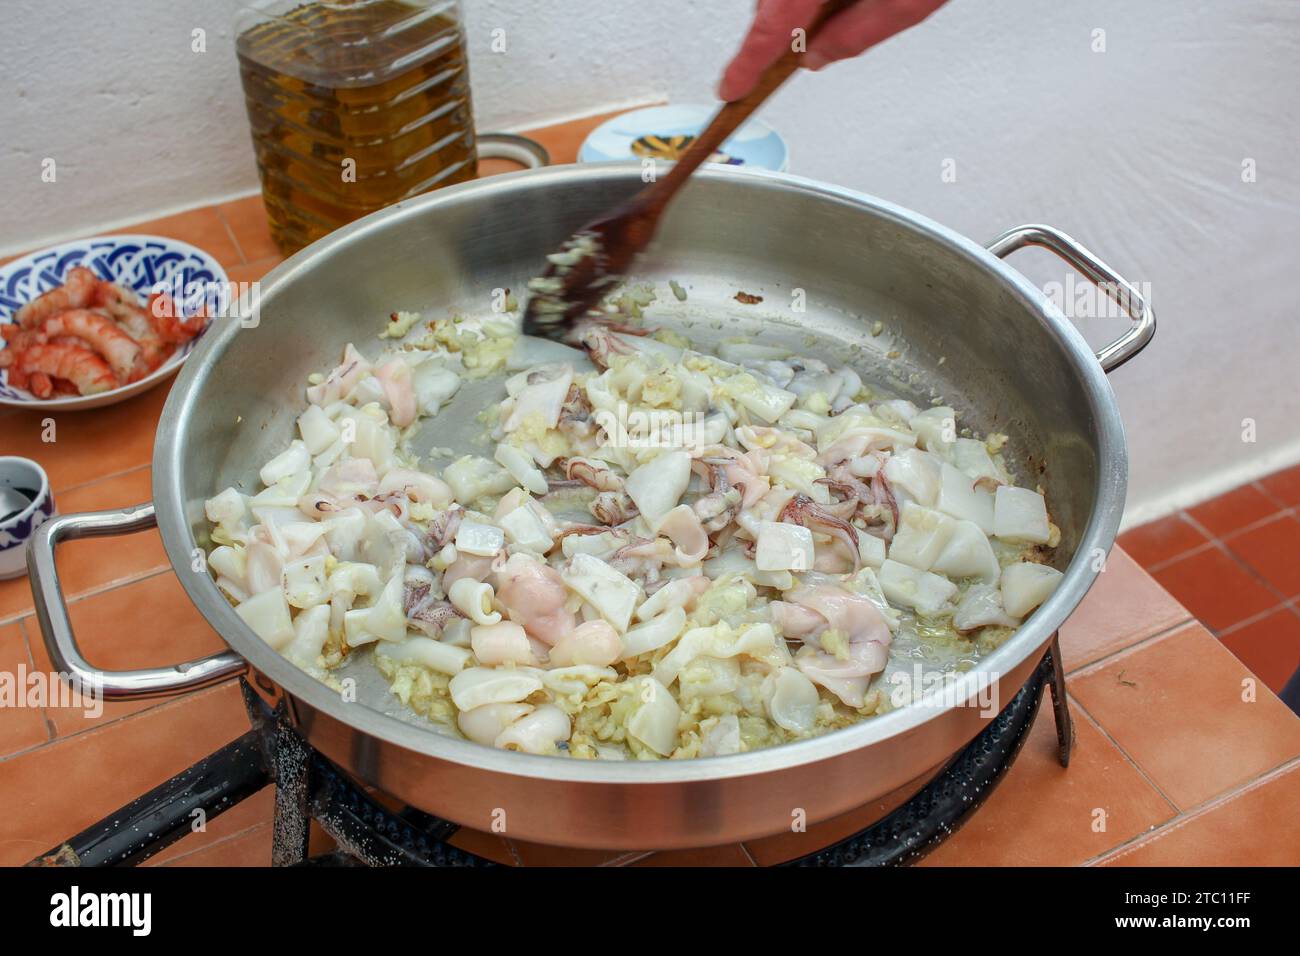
[30,164,1153,849]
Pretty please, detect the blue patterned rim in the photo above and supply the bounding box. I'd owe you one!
[0,234,227,403]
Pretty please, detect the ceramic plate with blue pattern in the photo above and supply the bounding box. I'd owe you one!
[579,104,789,172]
[0,234,227,410]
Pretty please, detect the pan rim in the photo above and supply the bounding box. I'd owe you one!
[154,162,1125,786]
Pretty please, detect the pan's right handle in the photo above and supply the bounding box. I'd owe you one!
[27,503,246,701]
[988,224,1155,373]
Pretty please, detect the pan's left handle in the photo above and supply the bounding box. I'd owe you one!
[27,503,247,701]
[988,224,1155,373]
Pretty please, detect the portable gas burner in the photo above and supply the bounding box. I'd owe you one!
[30,639,1072,868]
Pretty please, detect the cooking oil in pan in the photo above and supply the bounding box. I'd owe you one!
[235,0,478,255]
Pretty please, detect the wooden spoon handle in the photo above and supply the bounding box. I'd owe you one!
[648,0,858,208]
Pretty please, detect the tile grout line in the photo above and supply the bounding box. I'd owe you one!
[1251,477,1291,511]
[1068,616,1300,716]
[14,617,57,745]
[214,208,251,267]
[1065,691,1183,821]
[156,821,271,867]
[1064,616,1193,679]
[1140,502,1296,574]
[1215,598,1298,638]
[52,462,153,498]
[0,565,175,627]
[1082,756,1300,866]
[1150,509,1297,633]
[0,680,231,767]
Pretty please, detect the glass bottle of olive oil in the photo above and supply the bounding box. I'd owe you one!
[235,0,478,255]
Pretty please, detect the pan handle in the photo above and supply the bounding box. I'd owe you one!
[27,503,247,701]
[987,224,1155,373]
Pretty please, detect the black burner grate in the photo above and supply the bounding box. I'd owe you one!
[30,638,1071,868]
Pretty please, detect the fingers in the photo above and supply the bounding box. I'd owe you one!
[806,0,948,68]
[718,0,827,101]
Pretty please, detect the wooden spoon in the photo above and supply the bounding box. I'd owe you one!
[522,0,854,341]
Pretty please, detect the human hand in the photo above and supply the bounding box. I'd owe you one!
[718,0,949,101]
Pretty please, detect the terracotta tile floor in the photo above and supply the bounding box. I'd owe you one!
[2,111,1298,867]
[1118,466,1300,694]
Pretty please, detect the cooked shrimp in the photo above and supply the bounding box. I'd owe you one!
[15,266,98,328]
[37,309,141,381]
[10,343,118,396]
[147,291,208,343]
[90,283,173,371]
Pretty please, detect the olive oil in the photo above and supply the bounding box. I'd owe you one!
[236,0,477,254]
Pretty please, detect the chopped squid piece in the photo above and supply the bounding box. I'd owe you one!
[494,443,548,495]
[448,578,501,625]
[442,456,515,506]
[993,486,1051,544]
[624,451,691,529]
[379,636,473,675]
[1000,562,1064,617]
[625,676,681,756]
[700,714,742,756]
[498,501,554,553]
[454,520,505,558]
[620,606,687,659]
[794,643,883,709]
[936,462,995,533]
[495,704,571,754]
[766,666,821,733]
[375,357,417,427]
[471,621,534,665]
[307,343,370,406]
[878,559,958,616]
[657,505,709,565]
[634,577,703,622]
[449,666,544,711]
[458,702,534,747]
[205,487,246,526]
[377,468,453,506]
[931,519,1000,583]
[953,584,1021,632]
[888,503,956,571]
[206,306,1060,760]
[882,448,941,507]
[549,619,623,667]
[260,440,309,487]
[560,553,642,632]
[235,588,295,650]
[504,363,573,432]
[755,520,815,572]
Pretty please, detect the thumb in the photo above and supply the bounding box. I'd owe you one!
[718,0,827,101]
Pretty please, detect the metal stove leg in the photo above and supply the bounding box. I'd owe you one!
[1047,632,1074,768]
[239,681,312,866]
[26,730,271,867]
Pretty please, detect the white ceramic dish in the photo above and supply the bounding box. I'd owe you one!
[0,234,228,411]
[0,457,54,581]
[578,104,790,171]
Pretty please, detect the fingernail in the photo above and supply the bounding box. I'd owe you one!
[804,51,829,71]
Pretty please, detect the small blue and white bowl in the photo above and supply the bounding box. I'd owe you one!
[579,104,789,172]
[0,457,54,581]
[0,234,227,411]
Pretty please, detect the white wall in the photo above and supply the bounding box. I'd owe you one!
[3,0,1298,525]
